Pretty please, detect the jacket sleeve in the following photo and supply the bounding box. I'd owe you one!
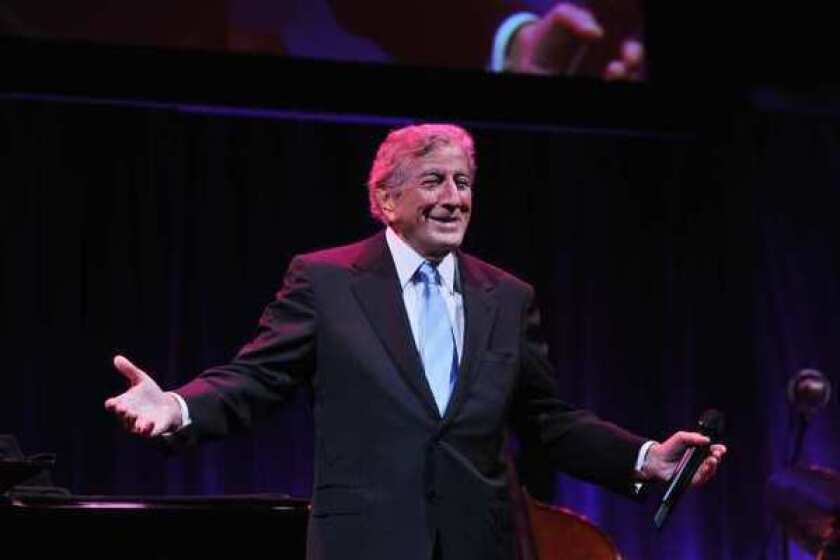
[510,284,646,497]
[168,255,316,446]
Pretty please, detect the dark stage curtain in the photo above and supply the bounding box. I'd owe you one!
[2,97,837,560]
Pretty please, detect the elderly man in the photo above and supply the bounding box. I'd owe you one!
[106,123,725,560]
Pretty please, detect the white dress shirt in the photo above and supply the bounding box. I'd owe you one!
[384,227,464,363]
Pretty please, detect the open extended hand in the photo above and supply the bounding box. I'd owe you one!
[506,3,644,80]
[104,355,182,437]
[640,431,727,486]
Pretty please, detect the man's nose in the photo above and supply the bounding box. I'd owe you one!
[437,178,460,205]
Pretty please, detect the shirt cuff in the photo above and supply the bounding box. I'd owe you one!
[633,440,657,493]
[635,440,656,473]
[490,12,539,72]
[167,391,192,430]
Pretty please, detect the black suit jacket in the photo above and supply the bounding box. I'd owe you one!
[173,231,645,560]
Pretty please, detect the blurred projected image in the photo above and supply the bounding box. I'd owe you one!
[1,0,644,80]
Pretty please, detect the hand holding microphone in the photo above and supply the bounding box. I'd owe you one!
[638,410,727,529]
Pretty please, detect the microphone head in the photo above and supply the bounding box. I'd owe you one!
[787,369,832,417]
[698,409,725,439]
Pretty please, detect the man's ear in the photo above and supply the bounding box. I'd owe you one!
[376,187,397,221]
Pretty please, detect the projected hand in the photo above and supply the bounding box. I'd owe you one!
[104,355,182,437]
[506,3,644,80]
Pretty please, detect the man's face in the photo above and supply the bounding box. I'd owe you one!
[379,144,473,260]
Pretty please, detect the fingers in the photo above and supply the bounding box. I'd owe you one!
[133,419,155,437]
[104,390,148,435]
[548,3,604,40]
[656,431,709,459]
[105,392,176,438]
[112,405,136,432]
[655,431,711,465]
[621,39,644,69]
[105,395,136,429]
[674,430,711,447]
[710,443,727,459]
[108,402,160,437]
[692,454,720,486]
[691,444,727,486]
[113,354,148,385]
[604,39,645,81]
[507,3,606,75]
[604,60,628,81]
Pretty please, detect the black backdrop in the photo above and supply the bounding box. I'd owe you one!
[2,93,839,560]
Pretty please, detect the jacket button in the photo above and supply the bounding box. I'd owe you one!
[426,489,438,502]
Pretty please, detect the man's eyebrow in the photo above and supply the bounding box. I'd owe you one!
[418,167,471,176]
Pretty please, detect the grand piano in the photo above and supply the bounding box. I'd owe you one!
[1,436,310,558]
[1,492,309,558]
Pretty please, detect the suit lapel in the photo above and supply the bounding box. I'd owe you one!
[442,252,497,425]
[350,233,441,419]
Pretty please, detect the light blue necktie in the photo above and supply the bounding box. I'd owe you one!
[414,261,458,415]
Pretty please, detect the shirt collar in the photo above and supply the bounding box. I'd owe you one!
[385,227,456,295]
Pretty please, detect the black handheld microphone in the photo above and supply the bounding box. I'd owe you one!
[653,409,725,530]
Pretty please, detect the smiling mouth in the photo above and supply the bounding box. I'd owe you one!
[428,215,460,223]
